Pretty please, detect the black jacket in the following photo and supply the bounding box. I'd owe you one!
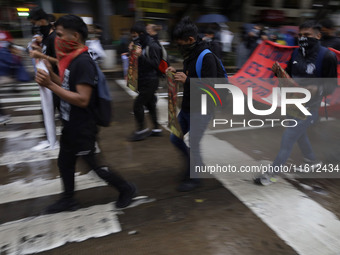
[181,40,220,113]
[138,35,162,85]
[286,41,338,111]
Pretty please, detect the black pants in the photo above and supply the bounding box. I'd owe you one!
[58,134,128,199]
[134,79,159,131]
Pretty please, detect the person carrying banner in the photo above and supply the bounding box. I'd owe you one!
[254,20,338,185]
[128,22,163,141]
[28,8,59,151]
[166,17,226,192]
[35,14,136,213]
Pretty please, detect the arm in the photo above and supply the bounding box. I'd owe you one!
[35,69,92,108]
[30,50,58,65]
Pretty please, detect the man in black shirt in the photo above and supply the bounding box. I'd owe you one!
[320,19,340,51]
[36,15,136,213]
[129,22,163,141]
[167,17,224,192]
[254,21,338,185]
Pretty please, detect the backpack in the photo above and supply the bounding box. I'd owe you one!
[93,63,112,127]
[146,42,169,74]
[196,49,228,80]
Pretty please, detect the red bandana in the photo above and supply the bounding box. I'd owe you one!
[55,37,88,81]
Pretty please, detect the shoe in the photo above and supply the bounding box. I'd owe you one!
[128,128,151,142]
[44,197,79,214]
[31,140,50,151]
[0,114,10,124]
[116,183,137,208]
[177,179,201,192]
[253,173,277,186]
[151,129,162,136]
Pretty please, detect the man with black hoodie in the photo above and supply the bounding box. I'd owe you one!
[167,17,224,192]
[129,22,163,141]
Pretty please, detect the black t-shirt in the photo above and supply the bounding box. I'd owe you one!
[60,52,97,144]
[42,30,58,74]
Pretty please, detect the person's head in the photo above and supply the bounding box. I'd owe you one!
[320,19,336,37]
[298,20,322,56]
[298,20,322,40]
[54,14,88,44]
[146,24,157,36]
[28,8,49,26]
[204,28,215,39]
[130,21,148,45]
[173,16,198,46]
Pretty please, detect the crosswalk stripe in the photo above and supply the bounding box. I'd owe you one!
[0,91,40,97]
[0,86,38,91]
[1,104,41,110]
[0,127,61,140]
[202,134,340,255]
[0,171,107,204]
[0,148,60,166]
[0,97,41,104]
[3,115,43,124]
[0,203,121,255]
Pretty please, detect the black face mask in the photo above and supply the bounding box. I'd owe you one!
[298,36,318,56]
[39,24,52,38]
[178,42,196,58]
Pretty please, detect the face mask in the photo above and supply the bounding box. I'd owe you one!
[178,42,196,58]
[298,36,318,56]
[39,24,52,38]
[55,37,83,60]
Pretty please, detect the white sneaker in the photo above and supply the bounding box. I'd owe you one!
[31,140,50,151]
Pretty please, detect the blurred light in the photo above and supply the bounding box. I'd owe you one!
[17,8,30,12]
[18,12,29,17]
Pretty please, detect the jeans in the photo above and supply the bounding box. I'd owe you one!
[273,110,319,167]
[170,110,212,180]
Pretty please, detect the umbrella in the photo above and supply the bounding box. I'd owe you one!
[196,14,228,24]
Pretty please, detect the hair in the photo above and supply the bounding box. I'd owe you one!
[28,8,48,21]
[130,21,146,34]
[320,19,335,29]
[173,16,198,41]
[55,14,88,42]
[48,14,56,24]
[299,20,322,33]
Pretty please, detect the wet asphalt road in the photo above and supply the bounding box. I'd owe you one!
[0,77,339,254]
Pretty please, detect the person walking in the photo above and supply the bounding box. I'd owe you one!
[35,14,136,213]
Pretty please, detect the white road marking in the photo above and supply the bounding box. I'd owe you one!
[201,134,340,255]
[0,148,59,166]
[0,91,40,97]
[0,127,61,139]
[0,171,107,204]
[3,115,43,124]
[0,97,41,104]
[1,104,41,110]
[0,86,38,91]
[14,106,42,111]
[0,203,121,255]
[116,79,138,98]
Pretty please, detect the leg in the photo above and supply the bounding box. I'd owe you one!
[144,80,160,130]
[297,133,316,161]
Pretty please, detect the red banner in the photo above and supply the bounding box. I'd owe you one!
[231,40,340,117]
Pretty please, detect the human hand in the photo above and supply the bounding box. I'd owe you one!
[174,72,187,84]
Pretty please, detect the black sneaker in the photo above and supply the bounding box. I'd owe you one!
[44,197,79,214]
[177,179,201,192]
[116,183,137,209]
[128,129,151,142]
